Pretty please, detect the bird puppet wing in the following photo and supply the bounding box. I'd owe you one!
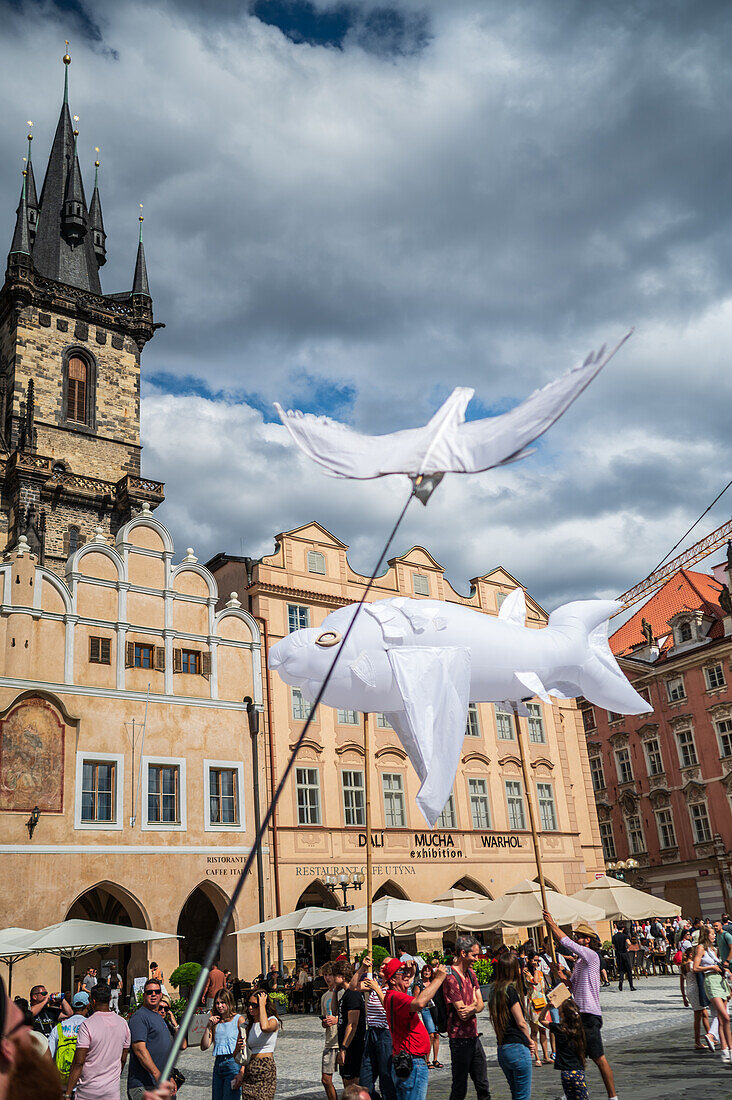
[274,331,632,479]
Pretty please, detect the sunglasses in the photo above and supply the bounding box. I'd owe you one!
[145,987,162,994]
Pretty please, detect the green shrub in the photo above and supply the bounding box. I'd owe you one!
[355,944,389,968]
[168,997,188,1022]
[269,991,289,1006]
[168,962,202,990]
[472,958,493,984]
[601,941,613,954]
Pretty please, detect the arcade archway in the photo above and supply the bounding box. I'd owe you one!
[451,876,492,898]
[294,881,339,970]
[64,881,149,995]
[177,882,237,976]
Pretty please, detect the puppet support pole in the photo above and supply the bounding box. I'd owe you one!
[511,702,557,965]
[364,711,374,969]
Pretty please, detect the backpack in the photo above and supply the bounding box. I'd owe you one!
[430,970,450,1034]
[53,1022,79,1083]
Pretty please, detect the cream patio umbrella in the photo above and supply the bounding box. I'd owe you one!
[458,879,605,931]
[0,928,39,995]
[395,891,487,936]
[21,919,179,992]
[308,897,476,955]
[571,875,681,921]
[233,906,342,977]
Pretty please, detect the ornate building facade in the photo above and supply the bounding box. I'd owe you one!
[581,559,732,917]
[1,54,164,577]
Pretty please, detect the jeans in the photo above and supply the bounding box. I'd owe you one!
[496,1043,532,1100]
[360,1027,397,1100]
[109,989,119,1012]
[212,1054,241,1100]
[390,1056,429,1100]
[448,1036,491,1100]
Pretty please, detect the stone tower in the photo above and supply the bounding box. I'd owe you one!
[0,52,165,575]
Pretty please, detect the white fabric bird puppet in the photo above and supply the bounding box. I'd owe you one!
[275,331,632,481]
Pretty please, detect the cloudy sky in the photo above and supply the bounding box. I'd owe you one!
[2,0,731,611]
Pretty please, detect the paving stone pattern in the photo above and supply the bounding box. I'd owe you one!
[119,976,730,1098]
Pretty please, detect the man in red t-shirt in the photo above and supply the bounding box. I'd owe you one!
[442,934,491,1100]
[365,958,447,1100]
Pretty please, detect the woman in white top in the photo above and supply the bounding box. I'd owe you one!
[232,989,280,1100]
[693,926,732,1062]
[680,946,712,1050]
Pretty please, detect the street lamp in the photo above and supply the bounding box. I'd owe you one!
[325,871,365,959]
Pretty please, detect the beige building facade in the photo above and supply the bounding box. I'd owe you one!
[210,522,607,961]
[0,510,266,993]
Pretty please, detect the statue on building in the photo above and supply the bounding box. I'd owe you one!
[641,617,654,647]
[720,584,732,618]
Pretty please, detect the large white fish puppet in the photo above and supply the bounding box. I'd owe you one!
[274,332,632,487]
[269,589,652,826]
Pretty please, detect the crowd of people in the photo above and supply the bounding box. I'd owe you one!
[7,910,732,1099]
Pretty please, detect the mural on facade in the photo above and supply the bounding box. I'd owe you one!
[0,697,64,811]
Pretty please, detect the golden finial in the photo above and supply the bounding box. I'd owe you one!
[139,203,144,222]
[27,121,33,142]
[22,169,27,177]
[63,40,71,65]
[94,146,100,168]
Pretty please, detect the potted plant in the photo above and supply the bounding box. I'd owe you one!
[168,962,202,1003]
[472,957,493,998]
[269,990,289,1015]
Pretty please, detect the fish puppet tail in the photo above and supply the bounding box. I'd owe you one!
[548,600,653,716]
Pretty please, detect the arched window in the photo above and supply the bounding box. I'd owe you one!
[67,357,88,423]
[678,621,692,643]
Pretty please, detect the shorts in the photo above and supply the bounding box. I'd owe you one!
[421,1007,436,1034]
[340,1044,364,1080]
[579,1012,604,1060]
[704,973,728,1001]
[321,1048,338,1076]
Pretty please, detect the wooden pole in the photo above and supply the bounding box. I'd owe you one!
[364,711,373,970]
[511,702,556,965]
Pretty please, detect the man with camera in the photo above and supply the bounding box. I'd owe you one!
[364,958,447,1100]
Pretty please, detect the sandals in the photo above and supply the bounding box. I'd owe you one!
[432,1061,444,1068]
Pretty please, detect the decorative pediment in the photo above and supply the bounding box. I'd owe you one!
[619,791,639,815]
[637,723,659,738]
[586,741,601,757]
[670,713,694,729]
[648,774,668,791]
[279,521,347,548]
[462,751,491,767]
[375,745,407,762]
[682,780,706,804]
[290,738,323,759]
[530,757,554,774]
[648,788,671,809]
[335,742,365,759]
[722,770,732,795]
[709,702,732,721]
[390,545,444,572]
[609,731,630,749]
[596,802,612,822]
[498,754,522,769]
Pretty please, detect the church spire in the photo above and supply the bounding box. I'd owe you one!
[8,170,32,261]
[132,213,150,297]
[25,124,39,241]
[88,152,106,267]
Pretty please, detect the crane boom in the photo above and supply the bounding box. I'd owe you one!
[614,517,732,614]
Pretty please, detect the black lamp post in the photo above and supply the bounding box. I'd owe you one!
[325,872,365,960]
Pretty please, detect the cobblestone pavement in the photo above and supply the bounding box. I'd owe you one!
[119,976,728,1098]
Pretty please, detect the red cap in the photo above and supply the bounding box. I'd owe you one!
[382,958,404,983]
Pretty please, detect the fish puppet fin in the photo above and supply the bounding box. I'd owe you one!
[351,651,377,690]
[514,670,552,704]
[386,646,471,827]
[498,588,526,626]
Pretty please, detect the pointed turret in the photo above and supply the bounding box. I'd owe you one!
[32,51,101,294]
[88,159,106,267]
[132,216,150,297]
[8,172,32,262]
[25,130,39,241]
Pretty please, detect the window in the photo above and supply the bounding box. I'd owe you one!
[678,621,692,643]
[412,573,429,596]
[615,747,633,784]
[342,770,365,827]
[89,636,111,665]
[589,755,606,792]
[204,760,244,830]
[717,718,732,758]
[436,793,457,829]
[466,703,480,737]
[147,764,180,824]
[209,767,239,824]
[599,821,616,861]
[607,712,623,724]
[291,688,312,721]
[677,728,698,769]
[495,706,513,740]
[626,814,645,855]
[296,767,321,825]
[68,526,81,555]
[527,703,545,743]
[637,686,651,704]
[67,356,88,423]
[705,664,726,691]
[656,808,677,850]
[505,780,526,830]
[643,738,664,777]
[307,550,326,575]
[690,801,712,844]
[376,714,392,729]
[582,707,597,734]
[537,783,558,831]
[135,643,153,669]
[81,761,116,823]
[495,592,506,610]
[288,605,309,633]
[382,773,406,827]
[182,649,199,675]
[337,709,359,725]
[666,676,686,703]
[468,779,491,829]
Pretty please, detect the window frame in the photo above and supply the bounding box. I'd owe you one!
[599,821,616,862]
[306,550,326,575]
[537,782,558,831]
[74,751,124,831]
[582,707,597,734]
[676,728,698,769]
[62,347,96,431]
[495,705,513,740]
[141,756,187,832]
[341,769,366,828]
[505,779,526,831]
[527,702,546,744]
[655,808,677,850]
[336,709,360,726]
[705,664,726,691]
[589,755,606,792]
[134,643,154,670]
[89,636,112,666]
[690,800,712,844]
[615,746,633,784]
[666,675,686,703]
[291,687,313,722]
[204,759,245,832]
[468,777,491,829]
[626,813,645,855]
[436,792,458,829]
[716,717,732,759]
[287,604,310,633]
[643,737,664,777]
[412,573,429,596]
[296,766,322,826]
[465,703,481,738]
[381,771,407,828]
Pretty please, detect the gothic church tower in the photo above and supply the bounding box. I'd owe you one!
[0,52,164,575]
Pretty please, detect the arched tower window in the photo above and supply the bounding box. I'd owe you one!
[62,349,96,430]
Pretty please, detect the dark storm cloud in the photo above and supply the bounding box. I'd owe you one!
[2,0,731,609]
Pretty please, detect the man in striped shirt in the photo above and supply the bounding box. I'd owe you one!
[544,910,619,1100]
[352,956,397,1100]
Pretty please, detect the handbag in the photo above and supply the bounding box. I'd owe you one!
[531,993,547,1012]
[388,996,413,1079]
[171,1068,185,1089]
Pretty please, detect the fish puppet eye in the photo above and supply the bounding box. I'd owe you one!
[315,630,341,648]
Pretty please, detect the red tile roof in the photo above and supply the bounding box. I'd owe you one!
[611,569,724,656]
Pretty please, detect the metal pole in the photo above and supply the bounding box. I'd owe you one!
[246,697,268,977]
[511,702,556,965]
[364,712,373,971]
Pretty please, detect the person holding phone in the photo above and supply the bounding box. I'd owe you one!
[231,990,280,1100]
[201,988,241,1099]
